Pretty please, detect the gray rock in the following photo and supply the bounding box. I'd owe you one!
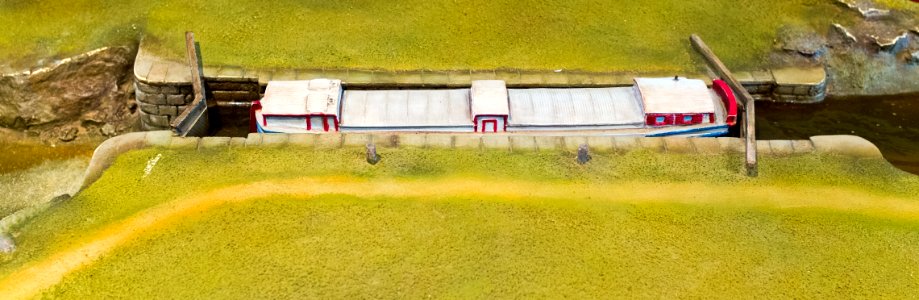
[57,126,78,142]
[776,25,827,57]
[0,234,14,254]
[860,8,890,19]
[835,0,890,19]
[831,24,858,44]
[909,50,919,65]
[100,123,116,136]
[871,32,909,53]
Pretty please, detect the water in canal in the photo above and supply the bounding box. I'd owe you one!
[756,94,919,175]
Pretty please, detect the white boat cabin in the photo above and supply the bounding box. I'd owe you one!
[252,77,734,137]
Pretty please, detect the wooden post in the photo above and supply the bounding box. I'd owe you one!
[186,32,206,102]
[366,143,381,165]
[690,34,758,177]
[577,144,591,165]
[170,32,211,137]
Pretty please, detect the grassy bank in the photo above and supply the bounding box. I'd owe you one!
[1,147,918,297]
[1,0,860,72]
[0,133,95,217]
[46,195,919,298]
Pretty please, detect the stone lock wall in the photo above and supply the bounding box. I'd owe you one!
[735,67,828,103]
[134,80,194,130]
[773,81,828,103]
[771,67,828,103]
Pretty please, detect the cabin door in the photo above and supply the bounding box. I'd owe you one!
[481,120,498,133]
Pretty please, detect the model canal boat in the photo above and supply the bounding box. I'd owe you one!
[251,77,738,137]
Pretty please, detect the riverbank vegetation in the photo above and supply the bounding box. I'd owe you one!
[2,147,918,297]
[0,0,863,72]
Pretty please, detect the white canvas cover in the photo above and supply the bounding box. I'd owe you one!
[470,80,509,117]
[507,87,645,126]
[260,79,343,116]
[634,77,715,114]
[340,89,472,129]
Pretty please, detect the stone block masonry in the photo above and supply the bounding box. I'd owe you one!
[771,67,828,103]
[135,80,193,131]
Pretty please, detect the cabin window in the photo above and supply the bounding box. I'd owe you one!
[656,116,665,124]
[683,115,693,123]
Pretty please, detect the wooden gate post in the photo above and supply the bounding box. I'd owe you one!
[170,32,211,137]
[689,34,758,177]
[186,32,206,103]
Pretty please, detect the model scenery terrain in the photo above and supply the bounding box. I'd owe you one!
[1,0,918,298]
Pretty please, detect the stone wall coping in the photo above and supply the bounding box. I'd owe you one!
[81,131,889,191]
[809,135,883,158]
[134,40,193,86]
[772,67,827,86]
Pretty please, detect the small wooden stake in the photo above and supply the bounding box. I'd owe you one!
[577,144,591,165]
[690,34,758,177]
[366,143,381,165]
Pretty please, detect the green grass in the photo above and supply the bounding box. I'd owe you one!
[0,135,95,218]
[2,147,919,297]
[44,196,919,298]
[0,0,148,68]
[1,0,864,72]
[877,0,919,12]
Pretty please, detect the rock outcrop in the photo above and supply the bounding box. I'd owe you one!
[820,0,919,96]
[0,46,139,143]
[776,25,828,57]
[835,0,891,20]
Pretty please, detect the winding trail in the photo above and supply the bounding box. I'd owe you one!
[1,176,918,299]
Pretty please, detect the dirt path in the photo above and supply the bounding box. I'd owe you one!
[1,176,918,299]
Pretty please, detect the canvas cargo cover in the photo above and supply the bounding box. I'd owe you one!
[507,87,645,126]
[340,89,472,128]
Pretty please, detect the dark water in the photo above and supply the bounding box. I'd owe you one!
[756,94,919,175]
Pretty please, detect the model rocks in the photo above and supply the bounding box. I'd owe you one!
[0,46,139,143]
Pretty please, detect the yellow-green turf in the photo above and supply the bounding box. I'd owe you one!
[2,147,919,297]
[877,0,919,12]
[0,0,866,72]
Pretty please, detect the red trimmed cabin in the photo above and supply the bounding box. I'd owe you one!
[636,77,717,127]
